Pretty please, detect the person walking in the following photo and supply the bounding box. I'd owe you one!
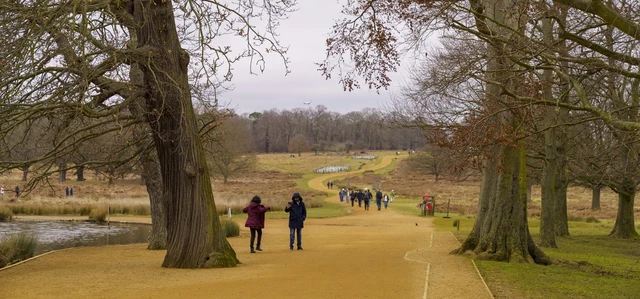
[14,185,20,197]
[390,190,396,203]
[375,189,383,211]
[383,194,389,209]
[0,186,4,196]
[285,192,307,251]
[339,188,345,203]
[350,190,356,207]
[243,195,271,253]
[364,188,371,211]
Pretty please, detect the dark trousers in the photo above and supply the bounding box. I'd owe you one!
[289,227,302,248]
[250,228,262,249]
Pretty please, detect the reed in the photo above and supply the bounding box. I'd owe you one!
[0,232,38,268]
[0,206,12,222]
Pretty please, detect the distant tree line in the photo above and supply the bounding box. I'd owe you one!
[239,105,426,154]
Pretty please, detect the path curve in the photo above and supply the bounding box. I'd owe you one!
[0,154,492,299]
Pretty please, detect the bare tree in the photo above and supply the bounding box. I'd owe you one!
[0,0,296,268]
[288,134,311,156]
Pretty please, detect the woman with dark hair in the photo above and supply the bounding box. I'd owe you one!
[243,195,271,253]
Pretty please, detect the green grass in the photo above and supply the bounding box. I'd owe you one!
[0,232,38,268]
[433,217,640,298]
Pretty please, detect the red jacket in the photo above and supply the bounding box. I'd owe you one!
[243,202,270,229]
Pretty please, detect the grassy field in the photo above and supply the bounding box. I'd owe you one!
[430,214,640,298]
[1,150,639,298]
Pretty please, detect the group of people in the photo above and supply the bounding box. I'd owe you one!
[339,188,396,211]
[242,192,307,253]
[0,185,20,197]
[65,186,74,197]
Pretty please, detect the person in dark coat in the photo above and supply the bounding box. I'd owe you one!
[243,195,271,253]
[350,190,356,207]
[364,188,371,211]
[375,189,383,211]
[285,192,307,251]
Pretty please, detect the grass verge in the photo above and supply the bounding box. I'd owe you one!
[432,216,640,298]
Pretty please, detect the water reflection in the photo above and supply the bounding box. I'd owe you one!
[0,221,152,255]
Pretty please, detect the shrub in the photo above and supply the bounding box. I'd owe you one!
[0,206,12,222]
[585,216,600,223]
[0,232,38,267]
[89,208,108,223]
[221,220,240,237]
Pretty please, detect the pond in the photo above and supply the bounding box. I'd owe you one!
[0,221,152,255]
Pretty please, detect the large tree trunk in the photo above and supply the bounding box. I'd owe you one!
[609,184,638,238]
[133,0,238,268]
[591,186,601,210]
[58,162,67,183]
[539,144,557,248]
[127,25,167,251]
[539,15,558,248]
[21,165,29,182]
[454,0,549,264]
[140,150,167,250]
[554,182,569,237]
[76,165,85,181]
[455,151,497,252]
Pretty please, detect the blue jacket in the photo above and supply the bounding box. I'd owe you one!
[285,192,307,229]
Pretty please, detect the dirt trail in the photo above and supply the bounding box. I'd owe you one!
[0,155,492,299]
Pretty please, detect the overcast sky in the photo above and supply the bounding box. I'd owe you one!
[218,1,426,115]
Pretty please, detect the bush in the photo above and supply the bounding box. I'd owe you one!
[0,232,38,268]
[89,208,108,223]
[0,206,13,222]
[585,216,600,223]
[221,220,240,237]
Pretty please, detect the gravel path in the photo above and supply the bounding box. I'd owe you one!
[0,156,492,299]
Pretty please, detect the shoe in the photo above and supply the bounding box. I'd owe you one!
[290,246,294,251]
[297,247,303,251]
[256,247,263,251]
[250,249,256,253]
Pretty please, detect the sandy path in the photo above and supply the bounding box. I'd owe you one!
[0,155,492,299]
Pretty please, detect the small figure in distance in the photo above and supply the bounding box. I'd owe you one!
[285,192,307,251]
[243,195,271,253]
[383,193,389,209]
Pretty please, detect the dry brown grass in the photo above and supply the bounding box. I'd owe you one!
[2,153,638,221]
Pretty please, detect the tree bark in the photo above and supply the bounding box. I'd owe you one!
[140,150,167,250]
[21,165,29,182]
[609,184,638,238]
[554,182,569,237]
[133,0,238,268]
[76,165,85,181]
[58,162,66,183]
[591,186,601,210]
[454,0,549,264]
